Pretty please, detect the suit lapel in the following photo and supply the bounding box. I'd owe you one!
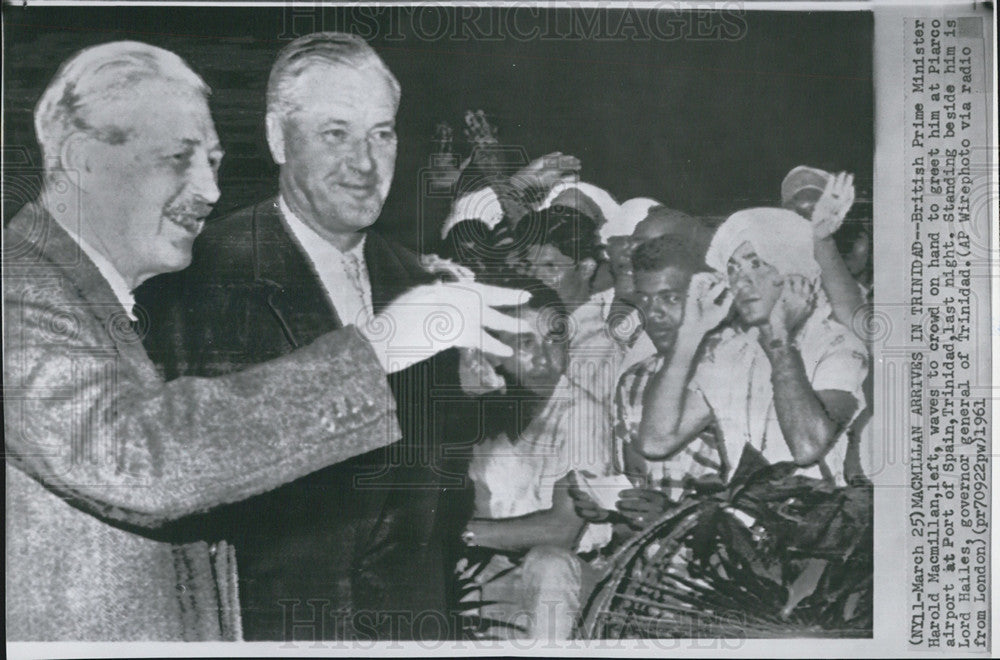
[249,199,342,349]
[5,203,155,371]
[363,231,433,314]
[249,200,433,342]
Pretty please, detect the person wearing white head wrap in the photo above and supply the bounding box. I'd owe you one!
[591,198,667,375]
[538,179,620,227]
[705,207,822,283]
[634,207,868,486]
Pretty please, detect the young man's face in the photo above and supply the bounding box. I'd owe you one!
[633,265,692,354]
[493,307,567,396]
[726,241,783,325]
[522,243,594,305]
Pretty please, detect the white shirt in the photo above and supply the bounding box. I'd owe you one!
[279,196,373,327]
[689,310,869,485]
[468,375,615,554]
[55,218,137,321]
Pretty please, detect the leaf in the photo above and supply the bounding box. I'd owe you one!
[780,558,829,619]
[726,444,770,490]
[687,504,722,567]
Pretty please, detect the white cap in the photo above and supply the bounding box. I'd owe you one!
[599,197,662,242]
[537,180,620,227]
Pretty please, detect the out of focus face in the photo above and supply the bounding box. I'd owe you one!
[842,225,872,279]
[784,188,824,220]
[605,235,636,295]
[523,243,580,300]
[83,80,222,284]
[494,307,567,396]
[726,241,783,325]
[633,266,691,354]
[632,214,687,243]
[274,62,397,236]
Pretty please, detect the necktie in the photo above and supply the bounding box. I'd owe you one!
[341,250,372,324]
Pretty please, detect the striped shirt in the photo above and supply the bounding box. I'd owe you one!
[614,354,724,502]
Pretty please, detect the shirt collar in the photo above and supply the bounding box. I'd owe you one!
[54,218,137,321]
[278,195,366,260]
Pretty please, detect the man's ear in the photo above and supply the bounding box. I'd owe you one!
[59,132,92,178]
[265,112,286,166]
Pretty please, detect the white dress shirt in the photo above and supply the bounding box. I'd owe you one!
[54,218,137,321]
[279,197,373,327]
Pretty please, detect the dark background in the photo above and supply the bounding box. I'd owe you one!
[4,6,873,252]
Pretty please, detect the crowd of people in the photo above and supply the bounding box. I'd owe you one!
[4,31,873,643]
[436,134,874,639]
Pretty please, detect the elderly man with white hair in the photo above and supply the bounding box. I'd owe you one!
[635,208,868,484]
[4,40,524,641]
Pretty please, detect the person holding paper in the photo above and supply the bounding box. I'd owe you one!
[458,276,615,641]
[569,234,725,533]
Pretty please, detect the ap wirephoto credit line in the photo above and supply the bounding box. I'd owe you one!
[2,1,995,657]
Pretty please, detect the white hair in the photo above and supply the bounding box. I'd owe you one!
[34,40,209,170]
[267,32,401,120]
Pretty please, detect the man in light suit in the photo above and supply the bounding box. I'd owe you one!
[4,40,523,642]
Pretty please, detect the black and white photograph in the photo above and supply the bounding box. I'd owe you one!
[2,1,993,656]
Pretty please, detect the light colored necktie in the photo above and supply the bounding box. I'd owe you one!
[341,250,372,323]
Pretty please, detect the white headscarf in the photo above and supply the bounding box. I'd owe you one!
[705,207,822,283]
[598,197,661,242]
[537,179,620,226]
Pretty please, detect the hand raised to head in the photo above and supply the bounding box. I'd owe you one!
[761,274,815,344]
[678,271,733,343]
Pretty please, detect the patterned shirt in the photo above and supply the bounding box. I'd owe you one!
[614,353,724,501]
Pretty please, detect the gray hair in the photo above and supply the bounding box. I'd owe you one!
[267,32,401,119]
[34,40,210,170]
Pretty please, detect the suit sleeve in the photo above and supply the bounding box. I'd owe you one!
[4,275,401,529]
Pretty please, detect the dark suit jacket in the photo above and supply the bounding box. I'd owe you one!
[137,198,468,641]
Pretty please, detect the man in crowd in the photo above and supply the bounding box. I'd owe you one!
[781,166,868,339]
[569,235,724,539]
[4,40,522,641]
[635,208,868,486]
[138,32,527,641]
[611,235,724,503]
[781,166,873,480]
[458,276,612,641]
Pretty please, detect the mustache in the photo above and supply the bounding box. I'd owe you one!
[163,198,214,222]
